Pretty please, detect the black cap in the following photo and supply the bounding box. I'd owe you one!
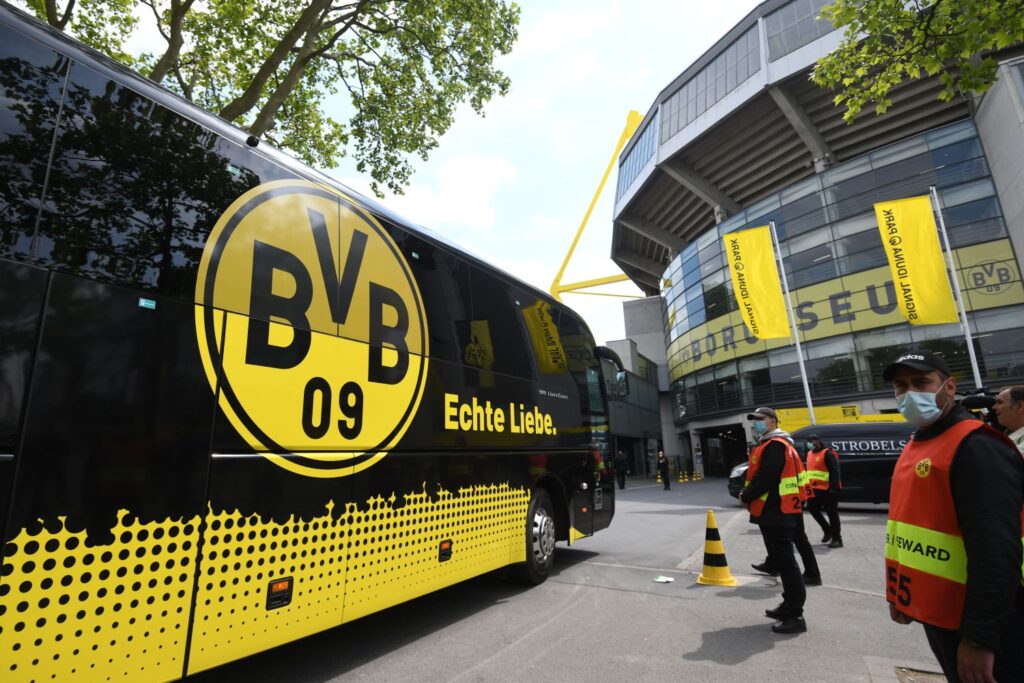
[808,433,820,440]
[882,350,951,382]
[747,406,777,420]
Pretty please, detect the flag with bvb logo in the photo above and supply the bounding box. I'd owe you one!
[873,195,958,325]
[722,226,789,339]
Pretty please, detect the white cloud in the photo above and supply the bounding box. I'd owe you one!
[332,154,518,235]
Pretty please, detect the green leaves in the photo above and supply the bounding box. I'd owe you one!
[17,0,520,194]
[813,0,1024,123]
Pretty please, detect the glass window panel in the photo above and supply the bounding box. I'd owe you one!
[943,196,1001,227]
[785,224,830,254]
[37,61,298,299]
[832,211,875,238]
[0,24,72,261]
[685,283,703,302]
[925,120,975,150]
[805,336,854,360]
[699,252,724,277]
[973,305,1024,333]
[740,355,769,371]
[869,136,929,168]
[941,178,995,207]
[948,218,1006,247]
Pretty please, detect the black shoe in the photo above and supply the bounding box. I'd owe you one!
[803,574,822,586]
[765,603,792,620]
[771,616,807,634]
[751,562,779,577]
[820,533,832,544]
[828,538,843,548]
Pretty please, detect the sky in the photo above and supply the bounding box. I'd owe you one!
[326,0,764,346]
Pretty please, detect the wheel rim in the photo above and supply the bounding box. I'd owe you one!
[530,505,556,565]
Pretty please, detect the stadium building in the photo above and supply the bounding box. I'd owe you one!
[609,0,1024,477]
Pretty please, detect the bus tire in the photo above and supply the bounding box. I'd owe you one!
[511,488,556,585]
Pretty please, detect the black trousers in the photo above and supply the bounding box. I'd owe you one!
[759,524,805,616]
[615,467,626,490]
[923,607,1024,682]
[761,514,820,580]
[807,491,841,540]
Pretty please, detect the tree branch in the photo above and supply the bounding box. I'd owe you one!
[219,0,334,123]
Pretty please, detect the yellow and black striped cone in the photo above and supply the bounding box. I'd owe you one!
[656,471,662,484]
[697,509,737,586]
[693,471,703,481]
[678,470,689,483]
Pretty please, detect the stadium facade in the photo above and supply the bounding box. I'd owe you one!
[610,0,1024,476]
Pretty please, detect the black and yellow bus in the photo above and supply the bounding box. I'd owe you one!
[0,5,626,679]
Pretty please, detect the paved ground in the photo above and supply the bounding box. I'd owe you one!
[194,477,945,682]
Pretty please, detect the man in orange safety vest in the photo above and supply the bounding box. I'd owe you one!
[884,350,1023,683]
[737,406,811,634]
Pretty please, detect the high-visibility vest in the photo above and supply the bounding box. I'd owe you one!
[806,447,835,491]
[744,436,806,518]
[886,418,1024,630]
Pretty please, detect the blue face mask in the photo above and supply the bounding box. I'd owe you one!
[751,420,768,437]
[897,386,949,427]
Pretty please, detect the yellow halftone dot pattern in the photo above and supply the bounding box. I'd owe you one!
[341,484,529,622]
[0,512,200,683]
[187,483,530,675]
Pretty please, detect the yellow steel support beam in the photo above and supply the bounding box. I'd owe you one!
[550,110,644,302]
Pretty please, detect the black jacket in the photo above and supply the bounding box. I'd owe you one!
[913,407,1024,650]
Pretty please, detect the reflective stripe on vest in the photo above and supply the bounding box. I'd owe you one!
[885,519,967,584]
[806,448,830,490]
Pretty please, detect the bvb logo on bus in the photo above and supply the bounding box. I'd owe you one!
[195,180,428,477]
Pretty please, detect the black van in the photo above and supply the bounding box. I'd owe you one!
[728,421,916,504]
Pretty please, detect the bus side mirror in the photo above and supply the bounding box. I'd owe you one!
[613,371,629,399]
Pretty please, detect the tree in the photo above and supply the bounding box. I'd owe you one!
[812,0,1024,123]
[18,0,520,195]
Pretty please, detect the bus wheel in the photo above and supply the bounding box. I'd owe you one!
[511,488,556,585]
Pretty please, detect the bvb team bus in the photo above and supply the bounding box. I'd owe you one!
[0,5,627,680]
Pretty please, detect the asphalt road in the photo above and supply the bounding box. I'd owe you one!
[190,478,944,682]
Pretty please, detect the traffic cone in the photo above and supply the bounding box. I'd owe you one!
[693,471,703,481]
[697,509,737,586]
[677,470,688,483]
[656,470,662,484]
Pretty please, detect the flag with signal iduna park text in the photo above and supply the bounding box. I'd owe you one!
[722,226,789,339]
[873,195,958,325]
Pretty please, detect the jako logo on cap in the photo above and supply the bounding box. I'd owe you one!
[194,180,429,478]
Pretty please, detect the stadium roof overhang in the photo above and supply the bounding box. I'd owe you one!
[611,1,975,295]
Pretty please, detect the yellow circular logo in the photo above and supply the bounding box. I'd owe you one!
[915,458,932,478]
[195,180,428,477]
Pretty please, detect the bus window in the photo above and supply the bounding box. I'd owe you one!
[32,61,275,298]
[466,266,533,379]
[0,22,70,262]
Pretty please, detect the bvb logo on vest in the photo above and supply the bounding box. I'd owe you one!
[195,180,429,478]
[915,458,932,478]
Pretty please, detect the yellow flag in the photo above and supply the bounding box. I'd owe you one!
[874,195,957,325]
[722,226,789,339]
[520,300,568,374]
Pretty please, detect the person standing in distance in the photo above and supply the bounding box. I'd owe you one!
[805,435,843,548]
[993,386,1024,455]
[884,350,1023,683]
[737,406,809,634]
[656,450,670,490]
[614,449,628,490]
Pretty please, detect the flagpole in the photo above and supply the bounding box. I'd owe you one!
[769,220,816,425]
[929,185,983,390]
